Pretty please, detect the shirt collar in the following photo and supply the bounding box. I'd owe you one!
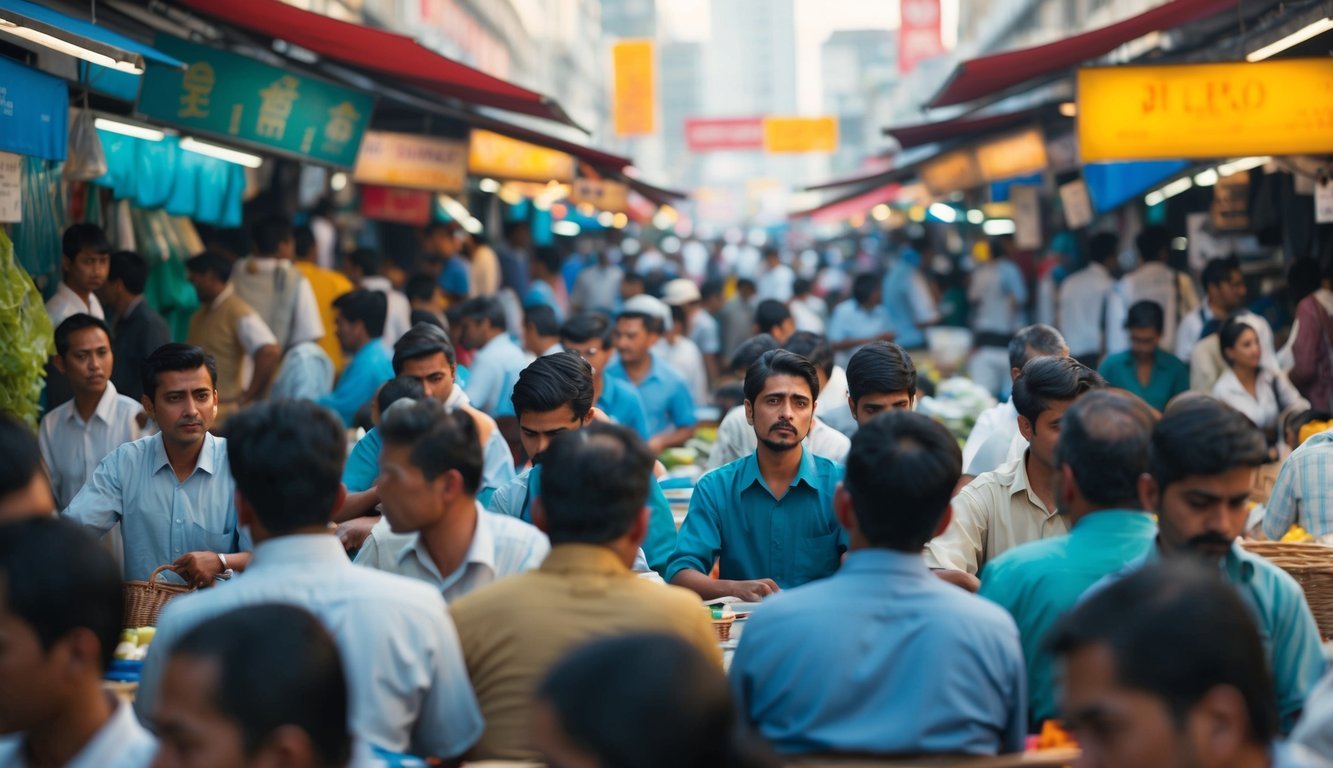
[90,381,122,424]
[1145,539,1256,583]
[211,283,235,310]
[398,503,497,578]
[839,548,929,578]
[150,432,219,477]
[56,281,94,310]
[738,447,819,498]
[250,534,350,571]
[1009,454,1055,519]
[1070,509,1156,534]
[539,543,631,576]
[480,333,512,355]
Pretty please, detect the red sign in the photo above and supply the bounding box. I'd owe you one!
[684,117,764,152]
[899,0,945,74]
[360,185,432,226]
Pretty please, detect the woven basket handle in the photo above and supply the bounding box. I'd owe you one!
[149,564,180,584]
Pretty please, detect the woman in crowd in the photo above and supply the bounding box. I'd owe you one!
[1213,316,1309,454]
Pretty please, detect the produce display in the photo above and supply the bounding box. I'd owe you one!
[113,626,158,662]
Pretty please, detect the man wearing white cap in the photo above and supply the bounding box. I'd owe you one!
[663,279,716,402]
[606,295,698,455]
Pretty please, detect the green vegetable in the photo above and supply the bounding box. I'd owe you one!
[0,229,54,426]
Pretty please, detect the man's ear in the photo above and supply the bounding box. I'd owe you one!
[1059,464,1078,507]
[580,409,596,427]
[627,506,650,548]
[1138,473,1160,513]
[58,626,104,684]
[52,354,67,375]
[1185,686,1249,768]
[932,505,954,539]
[1017,414,1035,443]
[744,399,755,425]
[252,725,320,768]
[531,497,549,534]
[140,395,156,422]
[834,484,856,534]
[236,490,256,529]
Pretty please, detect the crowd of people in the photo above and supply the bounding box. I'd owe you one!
[0,214,1331,767]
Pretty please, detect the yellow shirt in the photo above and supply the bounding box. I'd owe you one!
[449,544,722,761]
[294,260,354,371]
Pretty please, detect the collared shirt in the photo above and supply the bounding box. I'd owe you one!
[968,259,1027,335]
[1264,430,1333,541]
[439,255,471,298]
[706,404,850,470]
[61,433,249,582]
[663,335,709,405]
[924,455,1067,575]
[231,257,324,349]
[666,448,846,589]
[136,535,484,758]
[207,284,279,355]
[605,353,698,438]
[881,260,939,349]
[0,694,155,768]
[317,339,395,427]
[466,333,529,415]
[449,544,721,761]
[46,281,104,327]
[109,297,171,402]
[355,506,549,602]
[827,299,893,369]
[1213,367,1310,437]
[756,263,795,302]
[269,340,334,401]
[1097,349,1190,412]
[1176,305,1278,366]
[962,399,1019,479]
[1106,262,1198,353]
[39,382,144,509]
[360,276,413,351]
[597,374,650,439]
[690,309,721,355]
[1057,262,1115,357]
[487,464,677,576]
[732,549,1026,755]
[979,510,1158,724]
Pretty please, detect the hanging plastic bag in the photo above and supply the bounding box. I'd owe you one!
[65,108,108,182]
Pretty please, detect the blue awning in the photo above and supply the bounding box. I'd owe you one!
[0,0,185,71]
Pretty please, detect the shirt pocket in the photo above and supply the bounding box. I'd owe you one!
[188,519,236,554]
[794,529,842,585]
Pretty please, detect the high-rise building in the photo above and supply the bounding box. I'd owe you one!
[659,40,704,189]
[821,29,897,175]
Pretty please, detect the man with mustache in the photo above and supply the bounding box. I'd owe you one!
[668,350,845,601]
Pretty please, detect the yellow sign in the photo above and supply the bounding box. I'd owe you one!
[353,131,468,192]
[762,116,838,153]
[920,148,982,196]
[467,129,575,183]
[612,40,655,136]
[976,127,1048,182]
[568,179,630,212]
[1078,59,1333,162]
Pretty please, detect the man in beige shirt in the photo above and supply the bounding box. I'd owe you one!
[449,422,721,761]
[925,357,1105,587]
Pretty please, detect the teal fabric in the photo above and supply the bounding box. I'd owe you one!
[1097,349,1189,412]
[94,132,244,227]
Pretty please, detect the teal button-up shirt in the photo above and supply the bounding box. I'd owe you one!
[666,448,845,589]
[979,510,1157,726]
[1096,349,1189,412]
[316,339,394,427]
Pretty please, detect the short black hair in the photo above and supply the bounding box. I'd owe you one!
[1011,356,1104,425]
[846,341,916,403]
[793,277,813,296]
[524,303,561,337]
[783,332,833,378]
[251,214,293,255]
[62,223,109,260]
[743,349,820,405]
[1088,232,1119,264]
[108,250,149,294]
[0,412,42,501]
[54,313,112,357]
[380,399,482,494]
[1202,255,1241,290]
[1124,300,1165,333]
[226,401,346,532]
[333,289,388,339]
[845,411,961,550]
[735,277,756,293]
[511,352,595,420]
[459,296,507,330]
[392,323,457,373]
[376,374,425,415]
[1008,324,1068,371]
[404,273,439,304]
[753,299,791,335]
[700,279,724,300]
[729,334,779,375]
[292,224,315,259]
[1218,316,1257,364]
[1149,396,1267,491]
[142,343,218,401]
[539,422,654,545]
[1055,390,1159,509]
[185,250,233,283]
[1048,561,1277,745]
[851,272,879,305]
[618,310,663,336]
[169,604,351,767]
[622,272,646,289]
[560,313,613,348]
[409,309,447,332]
[534,245,562,274]
[346,247,385,277]
[1135,225,1171,263]
[0,517,122,671]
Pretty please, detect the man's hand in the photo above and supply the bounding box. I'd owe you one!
[173,551,226,588]
[336,515,380,553]
[721,578,780,602]
[932,568,981,593]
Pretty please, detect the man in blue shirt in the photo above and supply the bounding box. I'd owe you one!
[559,313,649,439]
[668,350,844,600]
[317,290,394,427]
[979,389,1160,727]
[828,273,895,369]
[424,221,470,304]
[459,296,529,415]
[881,235,940,351]
[731,409,1026,755]
[605,308,697,455]
[1097,301,1189,412]
[821,340,919,436]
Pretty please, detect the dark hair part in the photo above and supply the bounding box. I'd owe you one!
[170,604,352,767]
[226,401,347,532]
[0,412,43,500]
[1218,316,1258,367]
[511,352,595,420]
[1202,256,1241,290]
[251,214,293,255]
[743,349,820,405]
[1055,390,1159,509]
[333,289,388,339]
[1008,324,1069,371]
[618,310,662,336]
[1011,356,1104,425]
[700,279,724,300]
[846,341,917,403]
[459,296,507,330]
[404,273,440,304]
[1088,232,1119,264]
[376,375,425,415]
[392,322,457,373]
[1149,396,1267,490]
[783,332,833,378]
[185,250,233,283]
[845,411,961,550]
[1124,300,1165,333]
[539,422,654,545]
[753,299,791,335]
[851,272,880,305]
[108,250,148,295]
[1135,225,1171,263]
[561,313,614,348]
[62,223,109,260]
[379,399,482,494]
[346,247,385,277]
[0,517,122,670]
[729,334,780,375]
[54,313,112,357]
[142,343,218,400]
[1049,561,1277,745]
[524,303,561,337]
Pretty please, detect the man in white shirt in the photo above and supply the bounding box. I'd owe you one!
[1105,225,1198,355]
[1057,232,1118,366]
[665,278,723,389]
[345,246,412,351]
[460,296,529,415]
[230,215,324,352]
[356,399,549,602]
[962,325,1069,477]
[136,400,484,760]
[0,518,156,768]
[1175,255,1276,366]
[755,247,795,302]
[45,223,109,326]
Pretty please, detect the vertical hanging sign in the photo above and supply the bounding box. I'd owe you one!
[899,0,945,74]
[612,39,656,136]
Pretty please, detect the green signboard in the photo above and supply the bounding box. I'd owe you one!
[138,35,374,168]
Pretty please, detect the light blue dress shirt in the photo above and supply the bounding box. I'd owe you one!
[487,464,676,576]
[61,433,250,582]
[317,340,394,427]
[978,510,1158,726]
[881,256,938,350]
[465,334,529,414]
[604,353,697,439]
[666,449,845,589]
[827,298,893,369]
[1263,430,1333,540]
[269,340,334,401]
[731,549,1027,755]
[342,423,516,496]
[598,375,650,440]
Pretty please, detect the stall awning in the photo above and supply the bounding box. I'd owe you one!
[885,106,1046,150]
[927,0,1236,108]
[172,0,580,129]
[624,176,689,207]
[789,182,903,224]
[0,0,185,71]
[466,112,633,173]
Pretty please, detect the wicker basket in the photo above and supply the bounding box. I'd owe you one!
[124,565,193,627]
[1241,541,1333,639]
[712,615,735,641]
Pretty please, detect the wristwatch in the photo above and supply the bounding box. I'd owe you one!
[217,552,235,580]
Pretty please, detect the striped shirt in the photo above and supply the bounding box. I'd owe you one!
[1263,430,1333,542]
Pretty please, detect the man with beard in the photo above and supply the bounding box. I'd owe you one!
[668,350,845,601]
